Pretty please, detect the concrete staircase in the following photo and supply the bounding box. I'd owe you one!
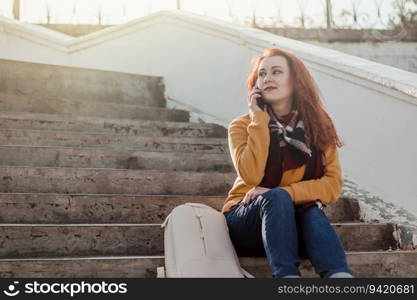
[0,60,416,278]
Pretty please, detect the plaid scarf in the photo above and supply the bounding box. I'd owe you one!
[258,106,326,210]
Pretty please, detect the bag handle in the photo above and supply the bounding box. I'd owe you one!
[161,203,214,228]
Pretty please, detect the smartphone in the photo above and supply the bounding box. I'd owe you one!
[254,84,266,110]
[257,95,266,110]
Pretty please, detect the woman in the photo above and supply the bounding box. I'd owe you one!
[222,48,353,278]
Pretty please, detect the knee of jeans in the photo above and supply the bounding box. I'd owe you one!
[304,206,326,219]
[262,188,293,209]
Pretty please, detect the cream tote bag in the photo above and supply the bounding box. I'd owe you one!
[157,203,254,278]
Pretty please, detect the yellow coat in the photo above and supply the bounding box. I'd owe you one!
[222,110,343,213]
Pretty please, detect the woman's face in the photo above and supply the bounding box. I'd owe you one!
[256,55,294,104]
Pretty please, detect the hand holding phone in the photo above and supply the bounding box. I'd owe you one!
[248,84,266,113]
[256,94,266,110]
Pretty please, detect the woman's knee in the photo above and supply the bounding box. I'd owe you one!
[264,188,292,202]
[261,188,294,211]
[301,206,335,235]
[303,206,328,224]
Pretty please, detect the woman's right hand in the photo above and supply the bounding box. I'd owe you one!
[248,86,264,114]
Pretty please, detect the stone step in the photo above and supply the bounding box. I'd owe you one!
[0,251,416,277]
[0,145,233,171]
[0,193,360,224]
[0,93,189,122]
[0,59,166,107]
[0,166,235,195]
[0,223,397,259]
[240,251,417,278]
[0,128,228,153]
[0,224,162,258]
[0,111,227,138]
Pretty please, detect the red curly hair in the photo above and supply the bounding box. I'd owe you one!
[247,48,344,150]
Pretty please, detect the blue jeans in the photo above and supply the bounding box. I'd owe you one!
[223,188,353,278]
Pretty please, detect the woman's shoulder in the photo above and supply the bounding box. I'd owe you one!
[229,111,270,128]
[229,113,251,128]
[321,144,340,161]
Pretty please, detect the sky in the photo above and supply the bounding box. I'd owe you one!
[0,0,410,28]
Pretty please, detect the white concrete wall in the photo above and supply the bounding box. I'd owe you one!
[311,41,417,74]
[0,10,417,215]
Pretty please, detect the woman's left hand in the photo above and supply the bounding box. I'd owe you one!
[242,186,271,206]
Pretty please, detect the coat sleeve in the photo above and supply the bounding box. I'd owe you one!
[228,110,271,186]
[280,145,344,205]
